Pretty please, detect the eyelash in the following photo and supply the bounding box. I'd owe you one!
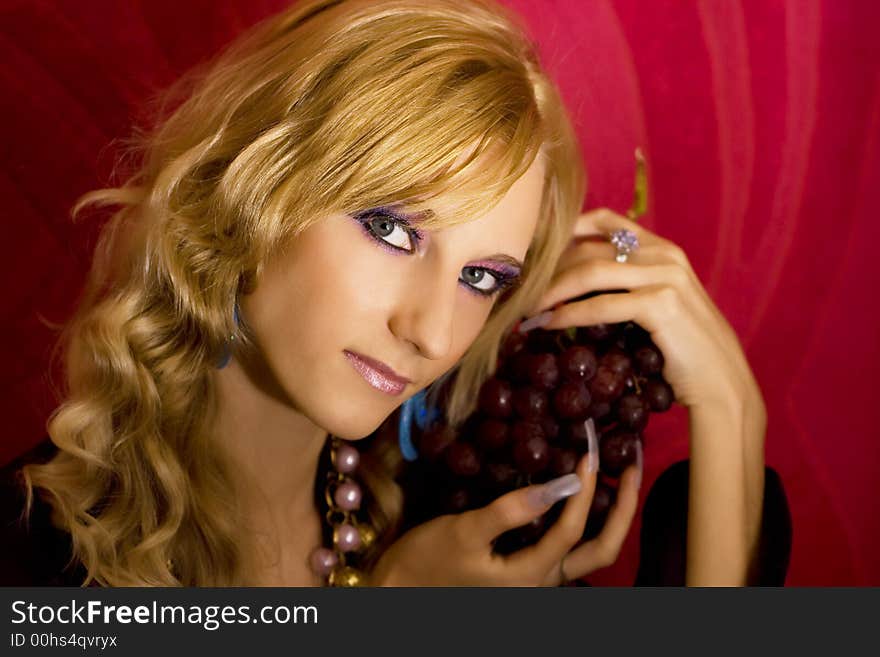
[353,208,519,298]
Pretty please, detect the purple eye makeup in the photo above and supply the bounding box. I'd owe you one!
[352,206,425,255]
[350,206,523,298]
[460,261,521,298]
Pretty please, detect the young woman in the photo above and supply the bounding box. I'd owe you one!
[0,0,790,587]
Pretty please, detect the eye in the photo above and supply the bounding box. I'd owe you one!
[368,216,415,251]
[460,266,513,297]
[355,209,419,254]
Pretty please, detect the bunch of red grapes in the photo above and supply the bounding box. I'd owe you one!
[399,309,675,556]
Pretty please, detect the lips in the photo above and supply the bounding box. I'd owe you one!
[344,350,411,396]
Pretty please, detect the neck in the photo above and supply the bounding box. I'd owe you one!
[211,356,328,546]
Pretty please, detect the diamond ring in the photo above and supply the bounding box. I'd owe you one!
[609,228,640,263]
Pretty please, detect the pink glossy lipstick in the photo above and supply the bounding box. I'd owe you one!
[344,350,411,396]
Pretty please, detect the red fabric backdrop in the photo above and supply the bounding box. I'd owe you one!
[1,0,877,586]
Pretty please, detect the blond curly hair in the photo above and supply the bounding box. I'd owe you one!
[21,0,585,585]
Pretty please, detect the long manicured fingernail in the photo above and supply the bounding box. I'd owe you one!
[634,439,643,490]
[529,473,582,509]
[518,310,553,333]
[585,418,599,473]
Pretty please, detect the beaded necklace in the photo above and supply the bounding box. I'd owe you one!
[307,436,374,586]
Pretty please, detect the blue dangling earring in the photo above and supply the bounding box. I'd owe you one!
[215,300,241,369]
[397,388,442,462]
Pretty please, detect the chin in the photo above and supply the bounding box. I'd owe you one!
[325,417,389,441]
[306,400,394,442]
[292,354,409,441]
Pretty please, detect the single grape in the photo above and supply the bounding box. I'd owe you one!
[552,380,592,419]
[599,430,641,477]
[614,393,649,431]
[512,433,550,475]
[600,346,632,376]
[590,400,611,421]
[644,378,674,412]
[483,461,519,490]
[479,377,513,419]
[559,344,598,382]
[445,441,481,477]
[589,365,625,402]
[416,424,456,461]
[476,418,510,452]
[528,352,560,390]
[634,344,664,376]
[513,385,549,419]
[590,481,616,517]
[444,486,472,514]
[562,419,590,451]
[549,447,579,477]
[500,329,528,360]
[510,419,546,445]
[579,324,616,342]
[540,415,561,444]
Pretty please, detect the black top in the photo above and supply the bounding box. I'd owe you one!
[0,439,792,586]
[0,440,88,585]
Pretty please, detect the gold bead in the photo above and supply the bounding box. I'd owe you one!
[358,524,377,550]
[328,566,365,587]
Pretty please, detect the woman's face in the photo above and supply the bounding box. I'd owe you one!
[239,157,545,440]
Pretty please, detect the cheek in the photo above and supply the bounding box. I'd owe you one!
[287,222,395,319]
[445,305,493,364]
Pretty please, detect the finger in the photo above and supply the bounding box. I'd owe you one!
[534,260,691,318]
[540,270,728,362]
[571,208,662,246]
[505,449,598,574]
[457,471,584,550]
[572,208,693,272]
[541,283,686,336]
[545,238,737,358]
[561,457,642,578]
[554,240,670,275]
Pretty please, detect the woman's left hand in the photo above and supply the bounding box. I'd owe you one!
[525,208,770,584]
[525,208,761,413]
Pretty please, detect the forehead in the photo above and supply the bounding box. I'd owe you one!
[416,155,546,256]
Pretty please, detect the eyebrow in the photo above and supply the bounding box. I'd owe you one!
[488,254,524,271]
[395,206,525,271]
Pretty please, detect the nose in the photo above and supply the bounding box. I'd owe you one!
[387,262,457,361]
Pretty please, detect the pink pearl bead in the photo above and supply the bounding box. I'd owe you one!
[334,523,362,552]
[334,480,362,511]
[309,547,338,576]
[335,444,360,474]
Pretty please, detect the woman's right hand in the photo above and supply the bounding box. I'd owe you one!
[370,454,641,586]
